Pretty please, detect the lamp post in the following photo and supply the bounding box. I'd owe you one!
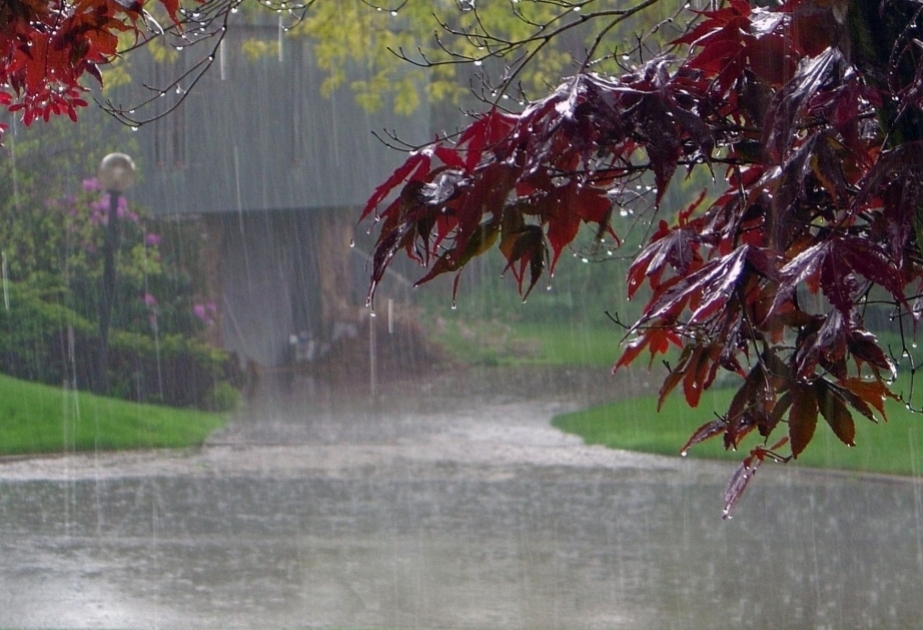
[95,153,136,394]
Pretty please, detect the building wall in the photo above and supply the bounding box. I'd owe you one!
[212,208,363,368]
[112,22,432,367]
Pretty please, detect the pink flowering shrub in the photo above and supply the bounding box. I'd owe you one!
[5,178,215,343]
[0,178,231,408]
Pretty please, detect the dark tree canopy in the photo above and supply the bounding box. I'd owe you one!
[0,0,275,133]
[1,0,165,128]
[362,0,923,516]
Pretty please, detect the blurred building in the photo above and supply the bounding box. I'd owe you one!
[122,20,431,368]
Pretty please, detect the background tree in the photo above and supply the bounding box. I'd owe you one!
[361,0,923,516]
[287,0,680,116]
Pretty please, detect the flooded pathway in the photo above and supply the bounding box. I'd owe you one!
[1,367,922,629]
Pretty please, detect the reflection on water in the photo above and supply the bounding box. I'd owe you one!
[1,369,922,629]
[2,470,923,629]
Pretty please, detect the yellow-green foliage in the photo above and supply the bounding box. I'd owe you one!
[111,1,683,117]
[241,37,281,61]
[146,35,181,64]
[100,57,133,93]
[287,0,679,115]
[290,1,441,113]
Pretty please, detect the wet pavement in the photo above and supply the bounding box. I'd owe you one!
[1,366,923,629]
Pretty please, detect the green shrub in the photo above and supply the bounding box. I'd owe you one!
[0,282,239,409]
[0,283,93,384]
[206,381,243,412]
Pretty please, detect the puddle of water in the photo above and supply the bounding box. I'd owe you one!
[1,368,921,629]
[1,470,922,629]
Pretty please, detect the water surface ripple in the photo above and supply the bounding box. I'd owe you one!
[1,367,921,629]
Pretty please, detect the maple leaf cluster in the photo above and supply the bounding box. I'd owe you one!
[0,0,185,133]
[363,0,923,515]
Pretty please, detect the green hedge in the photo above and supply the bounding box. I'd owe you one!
[0,282,240,410]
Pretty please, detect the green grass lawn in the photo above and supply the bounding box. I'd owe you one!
[553,376,923,477]
[0,373,227,456]
[430,318,622,366]
[514,322,621,365]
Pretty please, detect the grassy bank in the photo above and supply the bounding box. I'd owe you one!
[429,318,621,366]
[553,377,923,477]
[0,373,226,456]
